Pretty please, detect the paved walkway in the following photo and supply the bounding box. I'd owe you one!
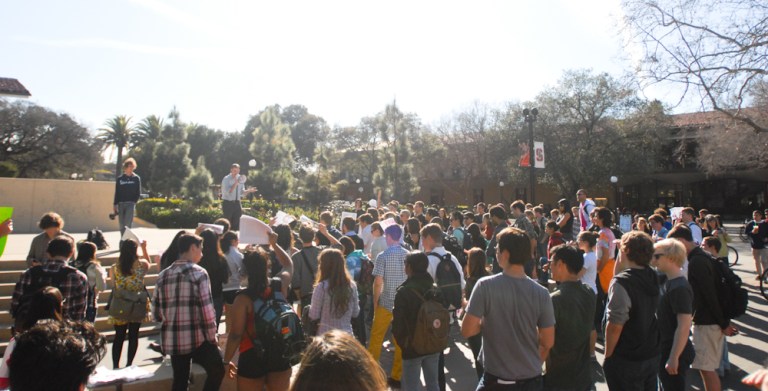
[2,226,766,390]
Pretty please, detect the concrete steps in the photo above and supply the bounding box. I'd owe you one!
[0,251,164,355]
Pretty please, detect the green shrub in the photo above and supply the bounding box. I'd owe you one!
[136,197,321,229]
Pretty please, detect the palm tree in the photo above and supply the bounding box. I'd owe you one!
[98,115,133,178]
[132,115,164,149]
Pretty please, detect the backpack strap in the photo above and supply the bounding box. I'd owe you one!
[299,250,316,276]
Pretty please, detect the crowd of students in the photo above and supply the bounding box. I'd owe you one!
[4,194,768,391]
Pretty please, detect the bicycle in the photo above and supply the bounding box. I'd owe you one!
[728,245,739,267]
[760,268,768,302]
[739,219,749,242]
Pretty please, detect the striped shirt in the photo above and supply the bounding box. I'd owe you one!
[152,260,217,356]
[372,244,408,311]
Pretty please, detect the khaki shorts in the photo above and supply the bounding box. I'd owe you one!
[691,324,724,371]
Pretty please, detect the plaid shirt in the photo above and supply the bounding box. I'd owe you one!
[11,258,87,321]
[372,244,408,311]
[153,260,217,356]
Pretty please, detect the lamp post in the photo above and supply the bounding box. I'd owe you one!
[610,176,619,213]
[499,181,505,204]
[523,108,538,204]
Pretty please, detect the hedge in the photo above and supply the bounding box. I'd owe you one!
[136,198,320,228]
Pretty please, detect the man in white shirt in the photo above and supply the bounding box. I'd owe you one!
[680,207,703,245]
[420,223,466,391]
[577,189,596,232]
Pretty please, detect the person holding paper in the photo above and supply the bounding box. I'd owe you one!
[113,158,141,237]
[221,164,257,231]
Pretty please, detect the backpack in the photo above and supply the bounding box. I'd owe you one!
[409,286,450,355]
[12,266,76,321]
[249,286,307,367]
[87,229,109,250]
[74,261,97,313]
[443,233,467,268]
[429,252,463,309]
[356,257,375,296]
[711,256,748,319]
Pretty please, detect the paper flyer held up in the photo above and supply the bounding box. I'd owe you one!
[240,215,272,245]
[197,223,224,235]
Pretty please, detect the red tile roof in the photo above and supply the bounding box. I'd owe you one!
[671,107,766,128]
[0,78,31,97]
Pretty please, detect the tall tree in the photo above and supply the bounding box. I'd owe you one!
[372,103,421,202]
[281,104,329,167]
[621,0,768,133]
[0,99,102,178]
[184,156,214,206]
[150,108,193,198]
[249,106,296,200]
[98,115,133,178]
[510,70,666,198]
[131,114,164,191]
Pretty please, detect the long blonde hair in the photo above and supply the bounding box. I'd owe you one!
[315,249,353,317]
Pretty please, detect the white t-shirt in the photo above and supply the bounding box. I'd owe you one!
[581,251,598,293]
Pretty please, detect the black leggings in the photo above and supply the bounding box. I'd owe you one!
[113,322,141,368]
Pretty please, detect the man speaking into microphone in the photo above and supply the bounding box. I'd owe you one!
[221,163,256,231]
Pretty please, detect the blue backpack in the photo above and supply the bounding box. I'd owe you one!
[248,282,306,366]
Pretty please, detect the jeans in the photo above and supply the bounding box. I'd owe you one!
[117,202,135,236]
[468,333,484,379]
[213,295,224,329]
[658,345,693,391]
[402,353,440,391]
[368,306,402,380]
[603,354,660,391]
[222,200,242,231]
[352,295,367,346]
[477,373,543,391]
[171,341,224,391]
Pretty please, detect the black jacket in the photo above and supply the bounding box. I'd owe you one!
[613,266,660,361]
[688,247,728,328]
[392,273,443,359]
[113,174,141,205]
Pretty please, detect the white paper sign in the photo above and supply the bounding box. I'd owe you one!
[300,215,319,228]
[619,214,633,233]
[197,223,224,235]
[379,218,397,230]
[121,226,141,244]
[340,212,357,229]
[239,215,272,245]
[670,207,684,223]
[274,211,295,226]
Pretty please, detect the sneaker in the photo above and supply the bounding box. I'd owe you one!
[387,377,401,389]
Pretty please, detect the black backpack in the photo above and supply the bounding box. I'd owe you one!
[87,229,109,250]
[12,266,76,320]
[429,252,463,309]
[248,286,307,367]
[711,256,748,319]
[443,232,468,268]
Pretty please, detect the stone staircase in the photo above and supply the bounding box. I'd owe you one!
[0,252,162,354]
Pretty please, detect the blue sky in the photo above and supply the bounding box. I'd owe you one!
[2,0,674,132]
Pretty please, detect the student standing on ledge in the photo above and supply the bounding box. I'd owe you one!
[113,157,141,236]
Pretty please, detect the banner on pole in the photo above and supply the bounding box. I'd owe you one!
[534,141,545,168]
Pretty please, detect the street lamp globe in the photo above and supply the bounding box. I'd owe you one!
[610,176,618,184]
[248,159,257,168]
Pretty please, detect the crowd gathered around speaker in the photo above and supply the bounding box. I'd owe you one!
[1,161,768,391]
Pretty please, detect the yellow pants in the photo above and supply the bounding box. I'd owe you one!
[368,305,402,381]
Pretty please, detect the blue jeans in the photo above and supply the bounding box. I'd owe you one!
[118,202,135,236]
[402,353,440,391]
[477,373,543,391]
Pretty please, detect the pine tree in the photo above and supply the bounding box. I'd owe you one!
[184,156,214,206]
[150,108,193,198]
[249,106,296,200]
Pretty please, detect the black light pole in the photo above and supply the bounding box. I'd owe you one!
[523,108,538,204]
